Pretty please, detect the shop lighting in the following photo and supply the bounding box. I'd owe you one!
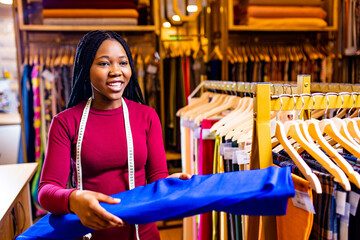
[163,21,171,28]
[172,15,181,22]
[187,5,198,13]
[0,0,12,4]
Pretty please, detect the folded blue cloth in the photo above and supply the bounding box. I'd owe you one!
[17,166,294,240]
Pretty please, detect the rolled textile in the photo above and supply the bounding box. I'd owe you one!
[42,0,137,9]
[248,0,325,6]
[247,6,327,19]
[43,18,138,25]
[17,166,295,240]
[248,17,328,27]
[42,9,139,19]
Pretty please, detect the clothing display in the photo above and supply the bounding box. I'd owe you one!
[227,45,334,83]
[9,0,360,239]
[18,166,295,240]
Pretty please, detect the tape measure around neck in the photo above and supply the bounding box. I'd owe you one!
[76,97,139,240]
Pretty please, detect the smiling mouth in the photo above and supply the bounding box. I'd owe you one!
[107,81,124,91]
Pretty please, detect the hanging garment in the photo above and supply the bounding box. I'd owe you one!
[276,174,314,240]
[198,119,217,240]
[17,166,295,240]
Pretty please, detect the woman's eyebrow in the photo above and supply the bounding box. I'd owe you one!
[95,55,127,59]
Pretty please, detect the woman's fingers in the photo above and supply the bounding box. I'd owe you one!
[96,192,121,204]
[92,193,124,227]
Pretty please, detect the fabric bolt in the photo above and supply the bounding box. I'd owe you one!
[247,18,328,27]
[43,18,138,25]
[276,174,314,240]
[18,166,295,240]
[247,6,327,19]
[37,98,168,239]
[42,9,139,19]
[248,0,325,5]
[42,0,137,9]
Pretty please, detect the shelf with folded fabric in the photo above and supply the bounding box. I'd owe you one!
[228,0,339,33]
[14,0,160,33]
[18,24,157,32]
[228,25,338,32]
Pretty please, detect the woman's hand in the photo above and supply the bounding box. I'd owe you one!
[69,190,124,230]
[167,172,192,180]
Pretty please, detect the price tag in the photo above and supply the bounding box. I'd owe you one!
[146,64,158,74]
[201,129,216,140]
[223,147,237,160]
[219,143,232,156]
[349,191,360,216]
[336,191,347,216]
[41,69,55,82]
[236,150,250,165]
[291,190,316,214]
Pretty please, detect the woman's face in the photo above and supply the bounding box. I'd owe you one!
[89,39,132,109]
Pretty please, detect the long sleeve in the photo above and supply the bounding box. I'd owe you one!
[145,108,169,183]
[38,116,76,214]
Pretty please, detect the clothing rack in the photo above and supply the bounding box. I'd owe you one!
[251,75,360,239]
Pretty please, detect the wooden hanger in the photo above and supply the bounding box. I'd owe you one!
[33,47,39,64]
[188,94,228,122]
[194,95,241,124]
[39,48,44,66]
[210,97,251,132]
[183,93,225,121]
[176,91,212,117]
[208,45,223,61]
[24,48,29,66]
[274,120,322,193]
[282,95,351,191]
[68,47,75,66]
[216,99,253,137]
[54,48,64,66]
[45,48,51,67]
[306,119,360,188]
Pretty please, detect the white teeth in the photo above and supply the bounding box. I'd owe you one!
[108,82,122,87]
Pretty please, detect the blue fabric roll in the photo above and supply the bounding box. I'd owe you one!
[17,166,294,240]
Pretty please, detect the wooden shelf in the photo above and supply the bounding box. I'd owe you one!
[19,24,157,32]
[229,26,338,32]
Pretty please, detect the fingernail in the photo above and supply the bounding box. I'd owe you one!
[114,198,121,203]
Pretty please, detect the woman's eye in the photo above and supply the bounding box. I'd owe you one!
[98,62,109,66]
[120,61,128,66]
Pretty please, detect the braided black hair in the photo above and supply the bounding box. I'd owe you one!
[67,30,145,109]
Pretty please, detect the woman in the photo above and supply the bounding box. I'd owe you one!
[38,30,190,239]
